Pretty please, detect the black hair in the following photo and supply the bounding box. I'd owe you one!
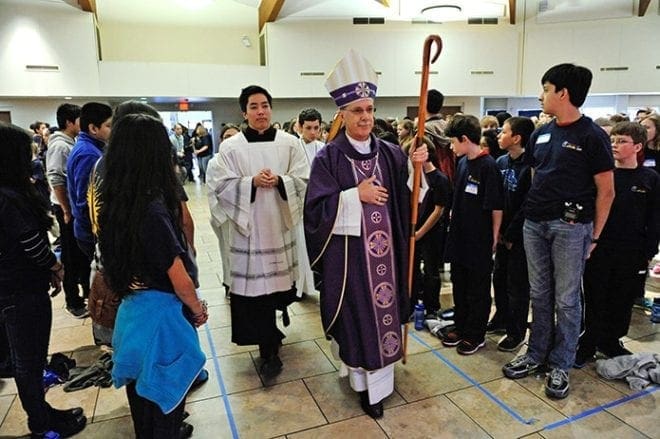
[481,129,499,150]
[445,114,481,145]
[80,102,112,133]
[298,108,322,126]
[374,118,395,136]
[505,116,536,148]
[495,112,512,127]
[378,131,399,146]
[30,121,48,133]
[611,121,648,147]
[0,122,52,230]
[541,63,592,107]
[56,104,81,130]
[426,89,445,114]
[238,85,273,112]
[98,114,181,293]
[114,100,160,123]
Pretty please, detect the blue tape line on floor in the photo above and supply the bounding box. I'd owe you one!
[203,322,240,439]
[410,332,538,425]
[543,385,659,431]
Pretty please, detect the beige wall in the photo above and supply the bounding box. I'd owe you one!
[99,22,259,65]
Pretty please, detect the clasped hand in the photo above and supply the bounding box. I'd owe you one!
[358,175,388,206]
[253,168,279,188]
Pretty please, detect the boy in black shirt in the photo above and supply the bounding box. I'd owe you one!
[442,115,503,355]
[492,117,536,352]
[502,64,615,400]
[406,139,450,319]
[576,121,660,366]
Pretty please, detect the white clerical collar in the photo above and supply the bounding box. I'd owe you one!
[346,133,371,154]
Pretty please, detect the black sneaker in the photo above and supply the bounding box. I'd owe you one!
[599,340,633,358]
[66,306,89,319]
[545,368,570,399]
[456,339,485,355]
[502,354,542,379]
[573,346,595,369]
[497,336,524,352]
[486,320,506,334]
[440,330,462,347]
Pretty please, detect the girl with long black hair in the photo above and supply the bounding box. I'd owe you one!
[0,122,86,438]
[98,114,207,438]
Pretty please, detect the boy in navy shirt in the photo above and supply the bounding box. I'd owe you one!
[576,121,659,366]
[492,117,536,352]
[442,115,503,355]
[502,64,614,399]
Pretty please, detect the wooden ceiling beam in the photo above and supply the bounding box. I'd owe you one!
[509,0,516,24]
[78,0,96,13]
[638,0,650,16]
[259,0,285,33]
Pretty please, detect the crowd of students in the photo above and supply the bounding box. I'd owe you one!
[1,56,658,436]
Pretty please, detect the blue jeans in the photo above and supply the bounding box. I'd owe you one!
[523,219,592,371]
[0,289,52,433]
[197,155,211,183]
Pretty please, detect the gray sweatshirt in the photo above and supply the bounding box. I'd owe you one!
[46,131,76,206]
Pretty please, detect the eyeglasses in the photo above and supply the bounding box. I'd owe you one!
[610,138,634,145]
[344,107,376,116]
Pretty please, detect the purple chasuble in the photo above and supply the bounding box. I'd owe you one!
[304,131,411,370]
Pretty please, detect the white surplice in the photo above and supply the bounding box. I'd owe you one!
[210,130,309,296]
[206,153,233,288]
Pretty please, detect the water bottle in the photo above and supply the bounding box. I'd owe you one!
[414,300,425,330]
[651,298,660,323]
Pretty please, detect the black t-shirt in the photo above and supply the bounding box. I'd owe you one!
[195,133,213,158]
[136,199,197,293]
[446,153,504,268]
[599,167,660,259]
[524,116,614,222]
[496,152,532,244]
[417,169,450,239]
[0,189,51,292]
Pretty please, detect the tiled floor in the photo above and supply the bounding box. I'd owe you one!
[1,183,658,438]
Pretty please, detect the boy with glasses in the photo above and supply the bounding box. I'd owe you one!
[576,122,660,366]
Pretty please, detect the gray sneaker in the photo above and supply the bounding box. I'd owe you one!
[502,354,542,379]
[545,368,570,399]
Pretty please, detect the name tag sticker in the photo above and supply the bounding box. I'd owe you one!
[644,158,656,168]
[536,133,551,144]
[465,182,478,195]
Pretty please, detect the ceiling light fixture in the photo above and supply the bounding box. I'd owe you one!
[421,4,463,22]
